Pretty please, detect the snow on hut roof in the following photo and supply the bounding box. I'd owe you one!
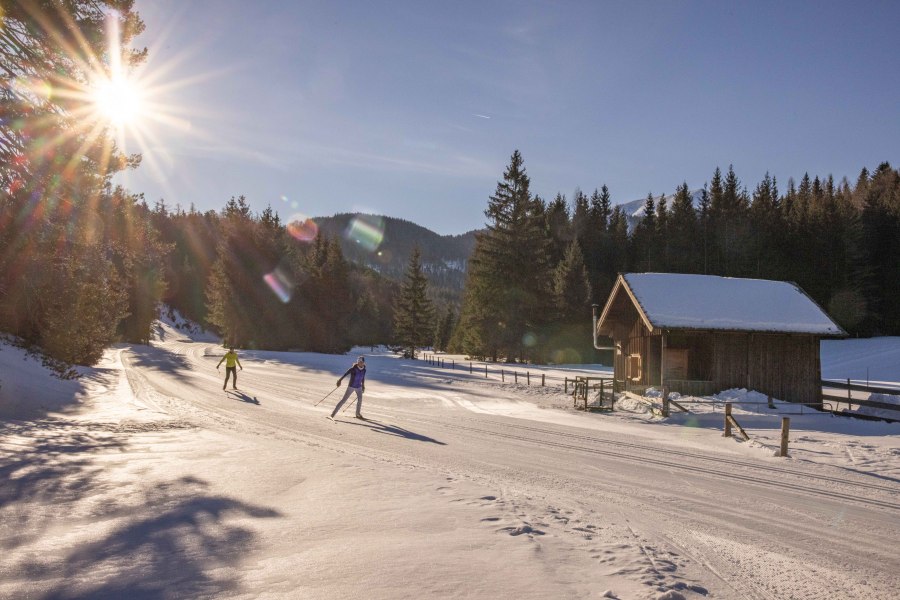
[620,273,845,336]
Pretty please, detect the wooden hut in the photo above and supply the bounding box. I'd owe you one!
[593,273,846,405]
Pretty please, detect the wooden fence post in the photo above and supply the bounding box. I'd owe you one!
[501,369,504,382]
[847,378,852,406]
[452,359,455,369]
[662,387,670,417]
[565,378,568,393]
[542,374,545,387]
[470,362,472,374]
[485,364,488,378]
[724,402,732,437]
[780,417,790,457]
[527,371,530,385]
[514,371,518,384]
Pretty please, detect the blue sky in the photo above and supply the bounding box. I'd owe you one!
[118,0,899,235]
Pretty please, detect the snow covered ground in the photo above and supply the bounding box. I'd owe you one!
[1,321,898,599]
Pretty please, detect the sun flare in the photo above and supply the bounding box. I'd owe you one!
[91,75,144,127]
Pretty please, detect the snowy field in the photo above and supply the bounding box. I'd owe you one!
[1,319,898,599]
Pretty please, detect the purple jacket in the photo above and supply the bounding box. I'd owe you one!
[341,364,366,388]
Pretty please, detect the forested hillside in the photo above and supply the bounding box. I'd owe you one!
[313,214,477,305]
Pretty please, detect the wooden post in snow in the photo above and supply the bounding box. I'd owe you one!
[780,417,791,457]
[724,402,733,437]
[662,387,670,417]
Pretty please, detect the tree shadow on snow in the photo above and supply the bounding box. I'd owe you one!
[346,418,446,445]
[0,419,128,548]
[0,418,282,599]
[123,343,193,378]
[29,476,281,600]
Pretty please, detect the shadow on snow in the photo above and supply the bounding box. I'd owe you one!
[0,417,281,599]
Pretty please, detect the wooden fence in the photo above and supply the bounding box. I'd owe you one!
[821,379,900,416]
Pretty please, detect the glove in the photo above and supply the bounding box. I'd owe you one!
[336,379,341,387]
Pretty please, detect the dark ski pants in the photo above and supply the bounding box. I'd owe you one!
[223,367,237,389]
[331,386,362,417]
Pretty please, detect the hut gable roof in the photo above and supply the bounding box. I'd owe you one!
[600,273,846,336]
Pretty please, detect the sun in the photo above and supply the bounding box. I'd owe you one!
[91,74,144,128]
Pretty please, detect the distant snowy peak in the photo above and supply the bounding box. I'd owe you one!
[616,189,705,230]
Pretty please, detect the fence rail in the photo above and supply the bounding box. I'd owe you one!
[819,379,900,416]
[417,354,900,419]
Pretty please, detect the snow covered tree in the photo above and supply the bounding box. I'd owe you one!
[393,246,434,359]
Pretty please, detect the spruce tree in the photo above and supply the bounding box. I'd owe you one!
[457,150,550,361]
[553,241,591,323]
[669,183,698,273]
[433,306,456,352]
[394,246,434,359]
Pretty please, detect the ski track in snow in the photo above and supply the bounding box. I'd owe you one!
[1,325,898,599]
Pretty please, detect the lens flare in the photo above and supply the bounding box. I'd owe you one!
[263,267,295,303]
[344,215,385,252]
[522,332,538,347]
[551,348,582,364]
[286,214,318,242]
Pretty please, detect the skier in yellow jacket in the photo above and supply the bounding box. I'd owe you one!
[216,347,243,390]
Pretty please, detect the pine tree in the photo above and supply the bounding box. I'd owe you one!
[394,246,435,359]
[457,150,550,361]
[630,193,656,272]
[655,193,669,271]
[433,306,456,352]
[545,193,572,266]
[669,183,698,273]
[553,241,591,322]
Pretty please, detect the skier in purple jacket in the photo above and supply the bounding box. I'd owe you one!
[328,356,366,420]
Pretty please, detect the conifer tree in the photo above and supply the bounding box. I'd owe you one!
[553,241,591,322]
[545,193,572,266]
[457,150,550,361]
[433,306,456,352]
[630,193,656,272]
[669,183,698,273]
[394,246,434,359]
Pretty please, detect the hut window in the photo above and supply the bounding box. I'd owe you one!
[627,353,642,381]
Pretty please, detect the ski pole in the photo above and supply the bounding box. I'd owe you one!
[340,396,359,415]
[313,385,339,407]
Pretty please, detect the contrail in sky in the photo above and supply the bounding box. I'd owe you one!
[473,114,491,119]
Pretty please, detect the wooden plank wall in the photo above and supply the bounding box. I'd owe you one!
[747,335,820,405]
[710,333,820,405]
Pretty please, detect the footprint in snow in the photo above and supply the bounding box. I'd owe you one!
[500,524,545,536]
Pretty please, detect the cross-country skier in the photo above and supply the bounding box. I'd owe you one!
[329,356,366,421]
[217,347,243,390]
